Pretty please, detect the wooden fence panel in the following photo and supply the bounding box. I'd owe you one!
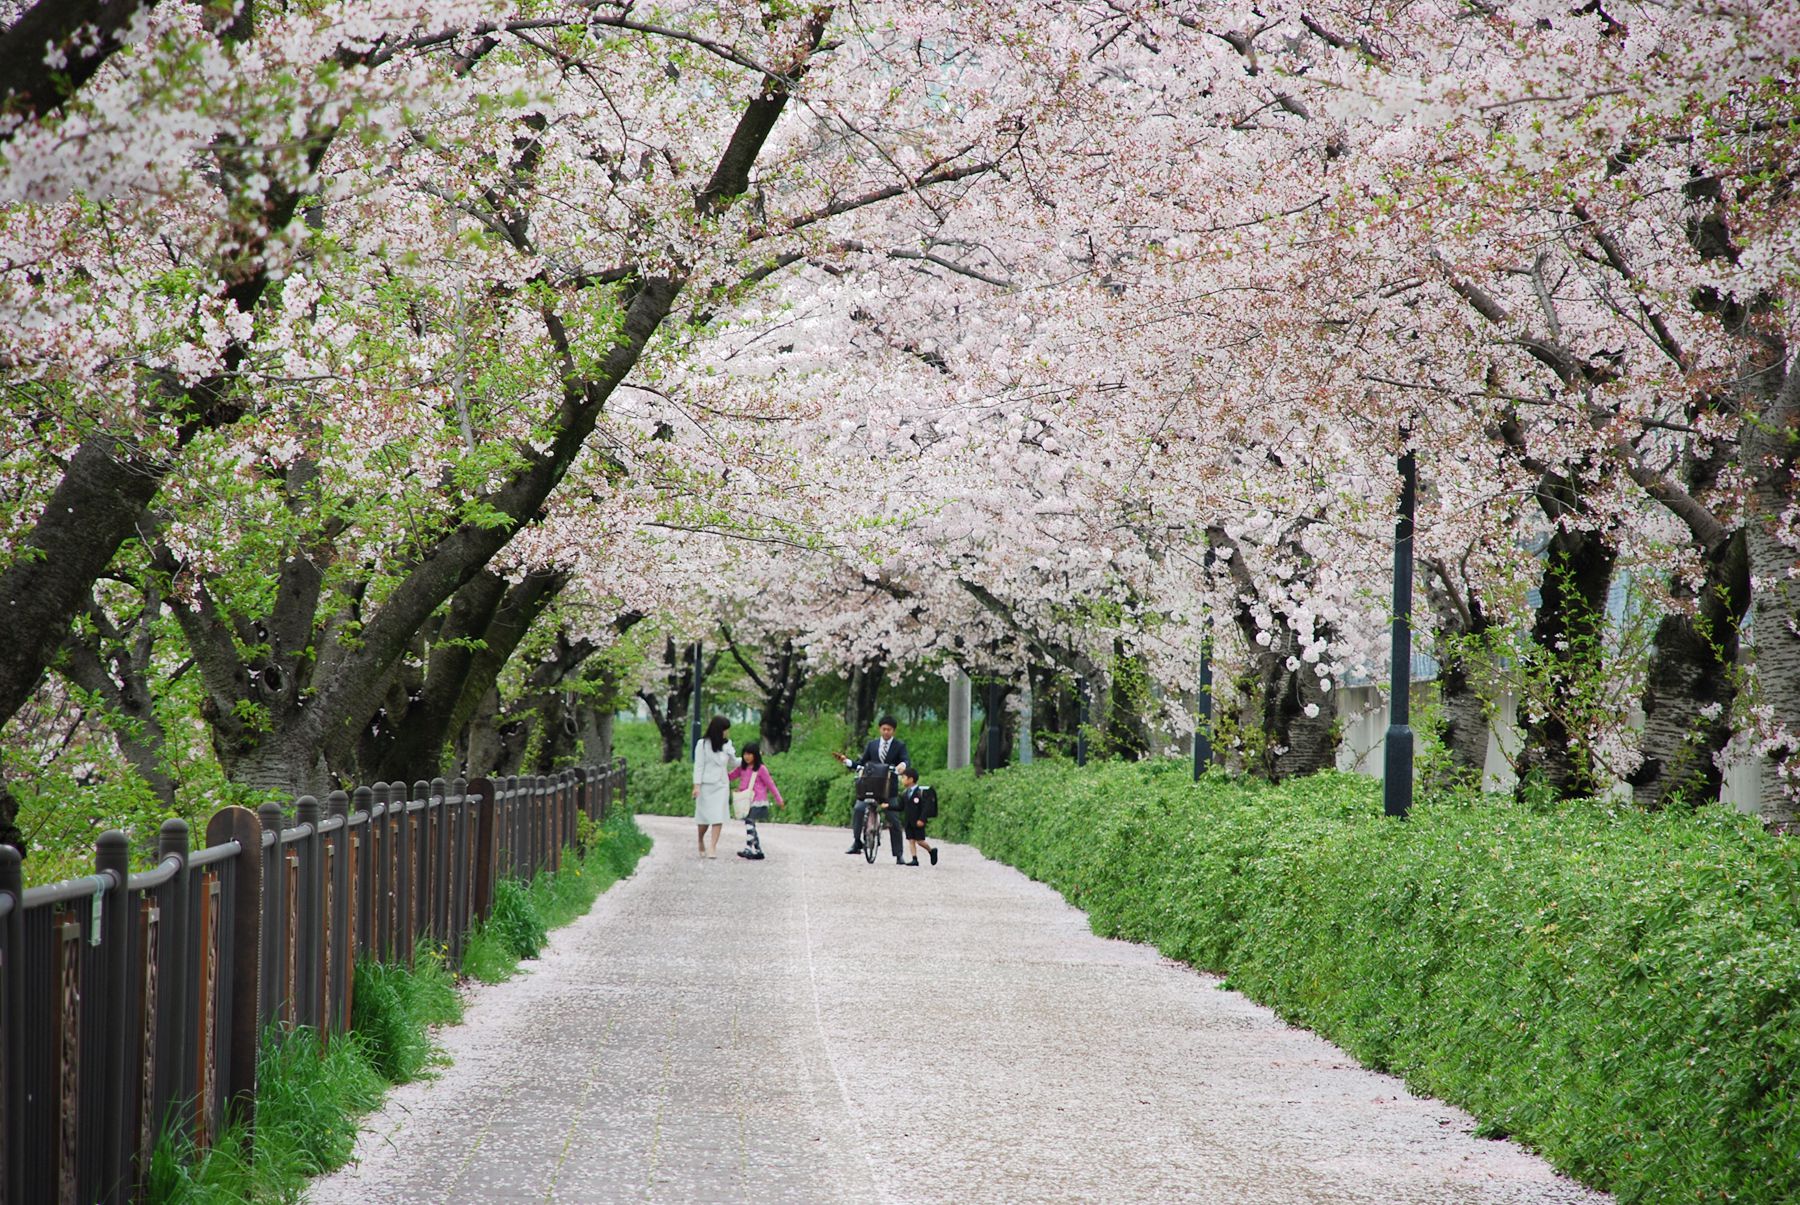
[0,762,623,1202]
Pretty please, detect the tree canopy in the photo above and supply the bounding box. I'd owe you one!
[3,0,1797,865]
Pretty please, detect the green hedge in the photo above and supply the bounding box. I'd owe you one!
[922,760,1799,1205]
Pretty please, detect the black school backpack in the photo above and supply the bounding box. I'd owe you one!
[916,785,938,819]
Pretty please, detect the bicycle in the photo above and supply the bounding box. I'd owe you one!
[859,791,883,863]
[851,764,897,864]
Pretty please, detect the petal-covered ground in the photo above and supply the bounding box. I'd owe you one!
[306,815,1609,1204]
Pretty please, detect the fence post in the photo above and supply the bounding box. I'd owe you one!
[324,792,350,1034]
[352,786,373,960]
[514,774,526,877]
[551,773,563,871]
[431,778,449,946]
[255,804,284,1028]
[448,779,469,965]
[371,785,391,963]
[293,797,320,1029]
[204,807,262,1139]
[410,781,429,963]
[94,832,132,1204]
[2,845,25,1205]
[470,777,497,924]
[154,819,191,1144]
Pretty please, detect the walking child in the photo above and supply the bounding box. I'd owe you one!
[896,766,938,866]
[729,742,785,860]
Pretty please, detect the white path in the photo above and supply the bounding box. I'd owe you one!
[307,815,1609,1204]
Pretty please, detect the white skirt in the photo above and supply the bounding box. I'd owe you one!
[694,781,730,825]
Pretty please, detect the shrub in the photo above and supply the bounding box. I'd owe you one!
[764,751,845,823]
[488,877,548,960]
[626,758,693,817]
[928,761,1800,1205]
[351,947,462,1084]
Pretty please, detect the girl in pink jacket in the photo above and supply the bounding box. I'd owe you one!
[728,742,785,860]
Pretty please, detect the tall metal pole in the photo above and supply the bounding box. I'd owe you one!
[688,641,704,760]
[1194,647,1212,781]
[1074,676,1089,767]
[1383,448,1417,818]
[1195,548,1214,781]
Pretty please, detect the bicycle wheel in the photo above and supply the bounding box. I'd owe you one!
[862,809,879,862]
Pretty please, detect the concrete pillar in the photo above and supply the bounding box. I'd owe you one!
[1016,681,1033,765]
[947,671,971,770]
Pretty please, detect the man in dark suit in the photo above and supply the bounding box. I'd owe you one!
[836,715,909,862]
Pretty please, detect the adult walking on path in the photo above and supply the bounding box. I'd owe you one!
[307,816,1610,1204]
[691,714,733,858]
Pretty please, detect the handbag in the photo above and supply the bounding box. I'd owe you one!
[731,768,756,820]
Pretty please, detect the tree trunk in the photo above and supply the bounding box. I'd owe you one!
[1210,527,1339,782]
[1438,660,1492,785]
[1744,356,1800,825]
[580,704,616,765]
[973,684,1015,774]
[0,783,25,857]
[1104,642,1152,760]
[754,639,806,755]
[460,686,507,780]
[367,571,568,783]
[1633,531,1749,808]
[721,630,806,754]
[1028,664,1064,758]
[844,658,885,744]
[0,432,172,735]
[222,732,333,801]
[1515,526,1617,800]
[637,639,697,763]
[1257,624,1338,781]
[1674,175,1799,824]
[1424,560,1495,785]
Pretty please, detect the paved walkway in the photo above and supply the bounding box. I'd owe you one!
[307,816,1609,1204]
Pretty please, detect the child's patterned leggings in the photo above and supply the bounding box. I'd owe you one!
[743,817,763,855]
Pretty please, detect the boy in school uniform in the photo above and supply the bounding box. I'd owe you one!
[896,766,939,866]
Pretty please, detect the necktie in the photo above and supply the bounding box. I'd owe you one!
[879,739,890,760]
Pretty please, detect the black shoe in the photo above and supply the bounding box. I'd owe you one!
[905,858,920,866]
[928,848,938,865]
[845,845,863,855]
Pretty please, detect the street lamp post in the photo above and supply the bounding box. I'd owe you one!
[1194,645,1212,781]
[1075,676,1089,767]
[1195,548,1215,782]
[1383,448,1417,818]
[688,641,704,760]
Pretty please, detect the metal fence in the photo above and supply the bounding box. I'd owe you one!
[0,759,627,1205]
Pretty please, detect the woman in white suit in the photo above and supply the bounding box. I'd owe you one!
[691,715,734,858]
